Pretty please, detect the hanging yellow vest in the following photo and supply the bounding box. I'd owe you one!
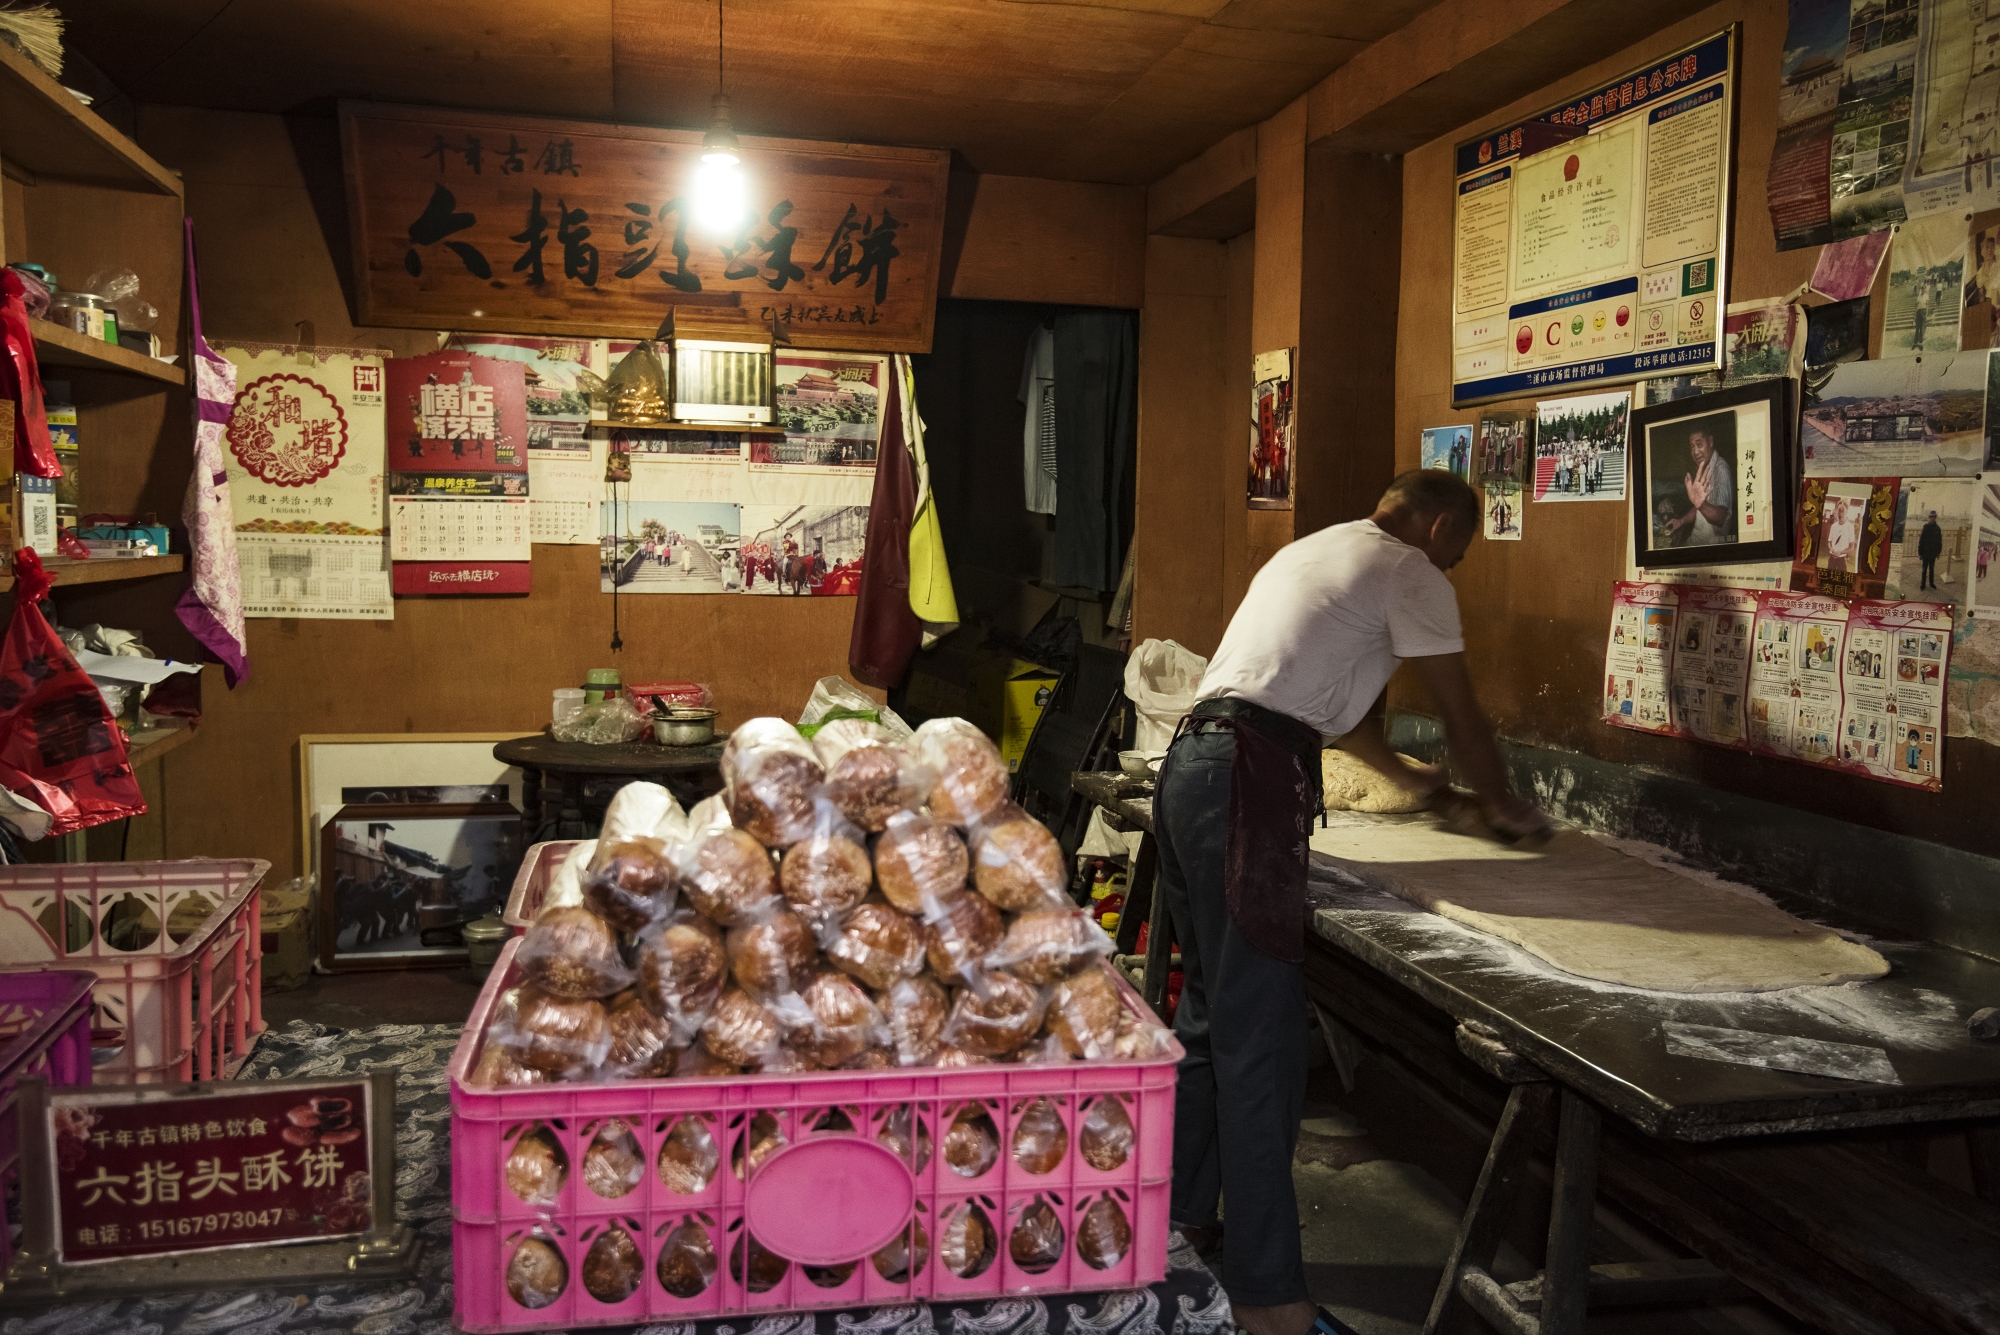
[898,356,959,642]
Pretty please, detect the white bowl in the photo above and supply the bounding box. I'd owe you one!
[1118,749,1166,777]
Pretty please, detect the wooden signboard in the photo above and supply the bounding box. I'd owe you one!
[339,101,950,353]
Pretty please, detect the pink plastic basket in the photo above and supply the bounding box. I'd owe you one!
[503,840,583,934]
[0,968,94,1274]
[450,937,1182,1333]
[0,860,268,1083]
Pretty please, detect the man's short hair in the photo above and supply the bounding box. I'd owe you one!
[1381,469,1479,532]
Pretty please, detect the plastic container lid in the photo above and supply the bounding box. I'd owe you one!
[553,688,585,699]
[586,668,621,685]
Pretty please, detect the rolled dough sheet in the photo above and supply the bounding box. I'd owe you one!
[1310,821,1889,993]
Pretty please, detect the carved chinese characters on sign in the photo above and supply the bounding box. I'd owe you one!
[341,102,949,353]
[53,1082,372,1261]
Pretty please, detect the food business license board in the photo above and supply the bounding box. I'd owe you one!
[1452,31,1738,406]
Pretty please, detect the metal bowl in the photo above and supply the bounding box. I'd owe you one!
[654,707,718,747]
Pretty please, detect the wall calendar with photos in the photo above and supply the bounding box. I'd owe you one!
[1451,30,1738,405]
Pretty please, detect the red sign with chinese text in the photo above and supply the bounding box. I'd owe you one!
[384,351,529,472]
[52,1082,372,1262]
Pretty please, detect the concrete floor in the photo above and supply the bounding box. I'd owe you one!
[261,972,1809,1334]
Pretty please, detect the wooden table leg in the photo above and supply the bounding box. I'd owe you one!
[519,765,543,848]
[1539,1089,1604,1335]
[556,773,589,840]
[1424,1081,1555,1335]
[1115,833,1156,956]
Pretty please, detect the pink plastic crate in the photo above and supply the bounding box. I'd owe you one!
[503,840,583,934]
[0,860,268,1083]
[0,968,94,1274]
[450,937,1182,1333]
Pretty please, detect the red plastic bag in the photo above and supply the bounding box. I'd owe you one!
[0,550,145,834]
[0,270,60,478]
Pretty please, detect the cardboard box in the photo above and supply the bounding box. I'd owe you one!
[1001,661,1059,772]
[259,879,315,992]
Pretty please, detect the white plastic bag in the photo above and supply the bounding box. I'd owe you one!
[797,675,913,743]
[1124,639,1208,752]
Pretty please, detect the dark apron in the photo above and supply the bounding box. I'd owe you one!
[1162,697,1324,965]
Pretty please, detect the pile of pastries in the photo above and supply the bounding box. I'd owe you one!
[471,715,1171,1085]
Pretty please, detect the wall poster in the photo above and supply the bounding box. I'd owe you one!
[217,344,393,620]
[384,350,532,595]
[1450,31,1736,405]
[446,333,607,545]
[1249,347,1295,509]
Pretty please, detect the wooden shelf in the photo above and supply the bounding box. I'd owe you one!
[125,721,196,769]
[0,554,183,592]
[0,41,181,195]
[31,321,185,385]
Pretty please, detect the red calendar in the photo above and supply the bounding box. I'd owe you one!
[384,351,532,594]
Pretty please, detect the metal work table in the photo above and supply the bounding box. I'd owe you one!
[1069,771,1172,1005]
[1065,773,2000,1333]
[493,733,724,844]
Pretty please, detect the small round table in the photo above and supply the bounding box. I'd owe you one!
[493,733,725,845]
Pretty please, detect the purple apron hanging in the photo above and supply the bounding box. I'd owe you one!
[174,219,250,686]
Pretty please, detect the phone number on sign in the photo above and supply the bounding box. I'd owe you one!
[137,1209,291,1240]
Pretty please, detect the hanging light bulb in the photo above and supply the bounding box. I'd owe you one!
[693,2,746,236]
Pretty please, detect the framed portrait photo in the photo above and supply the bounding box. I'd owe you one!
[1631,378,1797,569]
[317,802,523,972]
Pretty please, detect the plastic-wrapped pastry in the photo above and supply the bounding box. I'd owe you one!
[874,810,969,917]
[506,1234,568,1308]
[943,1105,1000,1177]
[881,974,948,1066]
[990,908,1114,985]
[657,1221,717,1297]
[725,907,818,1008]
[841,1047,894,1069]
[1114,1012,1176,1060]
[504,1126,567,1206]
[673,1044,743,1079]
[635,908,727,1041]
[603,989,680,1078]
[596,779,683,847]
[968,805,1069,911]
[732,1234,790,1292]
[583,837,676,932]
[815,720,928,832]
[722,717,825,848]
[582,1223,644,1302]
[932,1043,992,1068]
[677,825,780,925]
[824,898,925,990]
[471,1041,547,1087]
[1011,1097,1070,1174]
[517,905,631,999]
[778,799,872,924]
[922,888,1003,988]
[583,1119,645,1199]
[1046,965,1122,1059]
[1009,1199,1064,1272]
[939,1204,994,1277]
[735,1111,788,1178]
[1076,1196,1132,1269]
[754,1044,820,1073]
[657,1115,720,1193]
[700,986,783,1067]
[912,717,1011,827]
[1080,1096,1135,1171]
[872,1219,929,1282]
[494,986,611,1076]
[876,1106,934,1173]
[1006,1032,1071,1064]
[543,839,597,911]
[797,970,886,1068]
[942,972,1048,1057]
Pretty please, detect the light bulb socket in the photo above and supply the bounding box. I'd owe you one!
[702,92,740,164]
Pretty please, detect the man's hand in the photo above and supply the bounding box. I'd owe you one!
[1684,458,1711,510]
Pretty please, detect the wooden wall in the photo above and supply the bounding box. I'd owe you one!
[62,105,1142,884]
[1390,0,2000,860]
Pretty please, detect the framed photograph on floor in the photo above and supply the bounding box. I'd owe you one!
[318,803,523,971]
[297,733,526,889]
[1631,378,1797,569]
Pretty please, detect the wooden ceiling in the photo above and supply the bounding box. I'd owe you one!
[67,0,1438,185]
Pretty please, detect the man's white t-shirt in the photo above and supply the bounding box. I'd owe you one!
[1196,520,1465,739]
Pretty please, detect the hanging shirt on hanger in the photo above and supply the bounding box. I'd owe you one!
[1019,324,1058,515]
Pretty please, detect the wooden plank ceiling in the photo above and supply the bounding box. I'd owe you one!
[66,0,1439,185]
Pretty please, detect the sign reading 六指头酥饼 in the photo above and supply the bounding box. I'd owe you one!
[339,102,951,354]
[51,1080,373,1262]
